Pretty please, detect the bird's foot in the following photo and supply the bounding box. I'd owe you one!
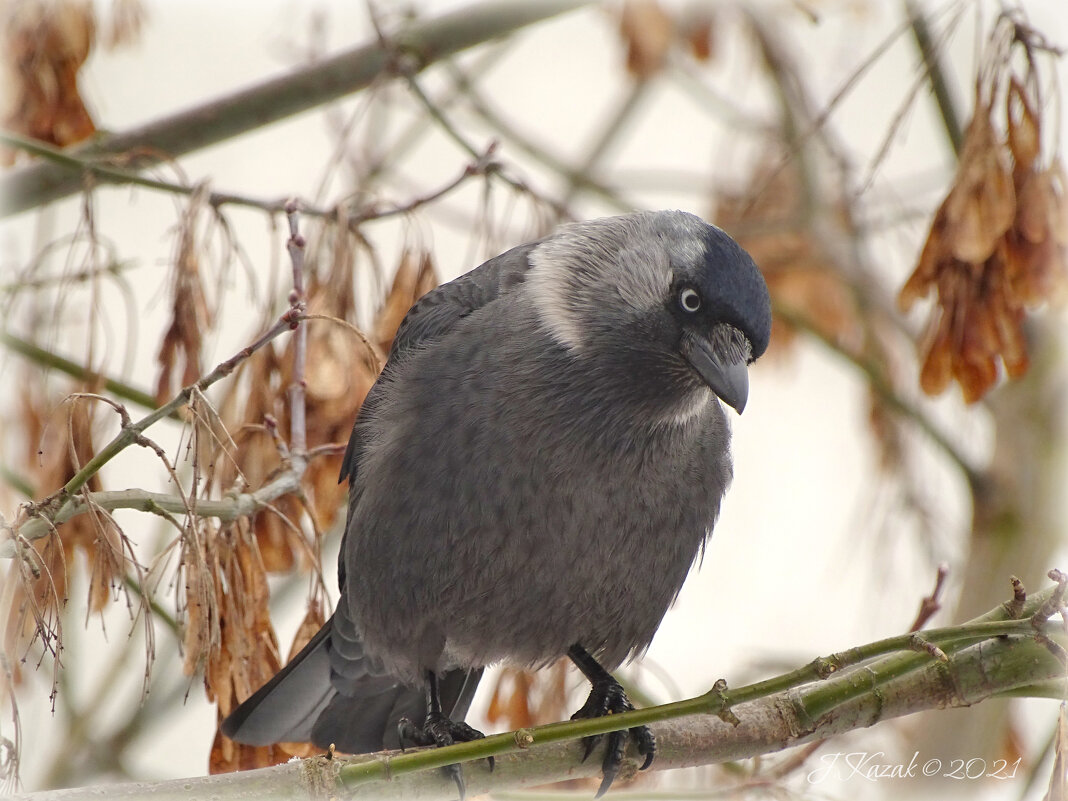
[397,712,493,800]
[570,677,656,797]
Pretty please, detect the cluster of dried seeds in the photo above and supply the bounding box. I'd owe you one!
[899,19,1066,403]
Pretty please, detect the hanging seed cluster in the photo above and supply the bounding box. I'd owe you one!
[899,19,1066,403]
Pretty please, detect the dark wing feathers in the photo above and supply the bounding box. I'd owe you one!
[224,243,535,752]
[220,623,335,746]
[309,667,484,753]
[390,241,537,358]
[338,241,537,490]
[220,611,484,751]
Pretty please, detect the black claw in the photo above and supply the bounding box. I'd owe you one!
[594,729,628,797]
[403,671,492,801]
[399,711,488,800]
[568,644,657,795]
[636,725,656,770]
[579,734,598,763]
[397,716,427,750]
[595,766,616,799]
[445,763,466,801]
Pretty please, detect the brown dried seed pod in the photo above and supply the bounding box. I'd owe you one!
[919,314,954,396]
[373,249,439,354]
[1016,167,1052,245]
[1007,77,1041,172]
[900,205,951,311]
[944,111,1016,265]
[619,0,674,79]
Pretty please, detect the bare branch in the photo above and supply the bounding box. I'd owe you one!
[284,201,309,457]
[773,303,979,482]
[1,332,163,415]
[0,1,592,217]
[1,311,306,557]
[904,0,964,156]
[910,561,950,631]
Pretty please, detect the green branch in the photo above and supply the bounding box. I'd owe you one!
[6,580,1063,800]
[337,590,1065,789]
[1,330,163,414]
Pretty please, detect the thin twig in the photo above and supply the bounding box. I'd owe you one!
[561,78,652,206]
[284,201,309,457]
[0,1,592,217]
[765,737,826,780]
[1,331,163,415]
[904,0,964,156]
[1,310,306,556]
[383,34,569,220]
[444,62,630,214]
[910,561,950,631]
[0,132,504,234]
[773,303,978,483]
[2,476,306,556]
[341,146,502,230]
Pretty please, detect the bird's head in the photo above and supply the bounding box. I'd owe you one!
[525,210,771,415]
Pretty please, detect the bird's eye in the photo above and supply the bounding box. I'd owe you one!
[679,287,702,313]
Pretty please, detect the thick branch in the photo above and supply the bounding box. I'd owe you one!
[0,0,590,218]
[6,584,1064,800]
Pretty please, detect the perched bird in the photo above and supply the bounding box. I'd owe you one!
[222,210,771,797]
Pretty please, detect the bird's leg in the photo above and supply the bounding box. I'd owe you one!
[396,669,492,801]
[567,644,656,797]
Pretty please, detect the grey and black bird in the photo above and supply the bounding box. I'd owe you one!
[222,210,771,797]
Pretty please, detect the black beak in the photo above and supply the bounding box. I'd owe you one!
[680,328,751,414]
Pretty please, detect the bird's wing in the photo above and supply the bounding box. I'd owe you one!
[221,611,484,752]
[225,246,533,748]
[337,240,538,495]
[306,242,537,740]
[389,241,538,358]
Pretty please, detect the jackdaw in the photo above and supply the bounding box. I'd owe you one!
[222,209,772,797]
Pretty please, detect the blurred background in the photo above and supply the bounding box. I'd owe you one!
[0,0,1066,798]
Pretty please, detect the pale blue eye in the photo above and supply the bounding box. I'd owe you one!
[679,287,701,312]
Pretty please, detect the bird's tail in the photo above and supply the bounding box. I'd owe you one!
[220,616,483,754]
[220,621,335,746]
[309,666,483,753]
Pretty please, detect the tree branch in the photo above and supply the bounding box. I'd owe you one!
[903,0,964,156]
[0,133,501,229]
[6,579,1063,800]
[0,0,590,218]
[0,330,163,415]
[0,310,305,558]
[773,303,980,484]
[284,201,309,458]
